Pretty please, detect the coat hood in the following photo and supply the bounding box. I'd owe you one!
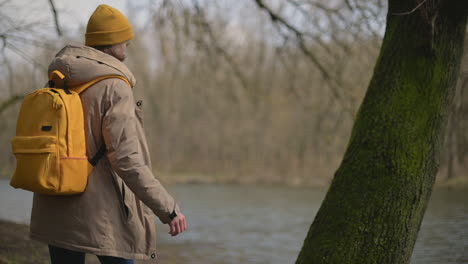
[48,45,136,88]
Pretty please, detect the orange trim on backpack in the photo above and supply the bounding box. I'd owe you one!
[49,70,66,81]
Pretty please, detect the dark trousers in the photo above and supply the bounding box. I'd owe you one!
[48,245,134,264]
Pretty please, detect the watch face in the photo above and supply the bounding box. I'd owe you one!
[170,210,177,220]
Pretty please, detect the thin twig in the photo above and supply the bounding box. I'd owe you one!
[192,0,249,92]
[4,34,57,50]
[252,0,355,117]
[344,0,354,11]
[254,0,331,82]
[392,0,427,15]
[48,0,62,36]
[1,34,6,51]
[6,43,47,70]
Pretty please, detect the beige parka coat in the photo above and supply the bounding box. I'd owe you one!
[29,45,180,260]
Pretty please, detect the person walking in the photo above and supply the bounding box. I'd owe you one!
[29,4,186,264]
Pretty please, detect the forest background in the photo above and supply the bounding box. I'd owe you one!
[1,0,467,187]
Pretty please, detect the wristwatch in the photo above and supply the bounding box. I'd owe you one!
[169,210,177,220]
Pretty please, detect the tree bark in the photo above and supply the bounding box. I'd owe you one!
[296,1,467,263]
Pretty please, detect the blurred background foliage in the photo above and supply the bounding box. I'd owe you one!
[0,0,466,186]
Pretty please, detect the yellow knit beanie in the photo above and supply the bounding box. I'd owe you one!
[85,4,134,46]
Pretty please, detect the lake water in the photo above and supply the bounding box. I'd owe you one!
[0,179,467,263]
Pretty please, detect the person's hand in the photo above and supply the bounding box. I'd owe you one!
[168,213,187,236]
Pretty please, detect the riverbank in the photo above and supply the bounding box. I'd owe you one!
[0,220,190,264]
[0,171,331,187]
[1,169,466,188]
[143,172,468,189]
[1,182,467,264]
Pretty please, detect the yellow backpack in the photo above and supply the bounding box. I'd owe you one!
[10,70,130,195]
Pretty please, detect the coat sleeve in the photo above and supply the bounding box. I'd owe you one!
[101,79,180,224]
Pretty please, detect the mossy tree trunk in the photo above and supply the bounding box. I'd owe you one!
[296,1,467,263]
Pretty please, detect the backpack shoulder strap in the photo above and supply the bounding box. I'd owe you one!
[72,75,131,94]
[89,143,107,167]
[77,75,130,166]
[48,70,131,94]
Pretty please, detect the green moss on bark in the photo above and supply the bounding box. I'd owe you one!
[296,1,468,263]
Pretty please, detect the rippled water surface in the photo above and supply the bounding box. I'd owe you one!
[1,180,467,263]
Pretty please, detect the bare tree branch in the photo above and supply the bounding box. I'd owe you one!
[192,0,249,92]
[345,0,355,11]
[3,34,56,50]
[254,0,340,81]
[253,0,354,116]
[6,43,47,70]
[1,34,6,51]
[48,0,62,36]
[392,0,428,15]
